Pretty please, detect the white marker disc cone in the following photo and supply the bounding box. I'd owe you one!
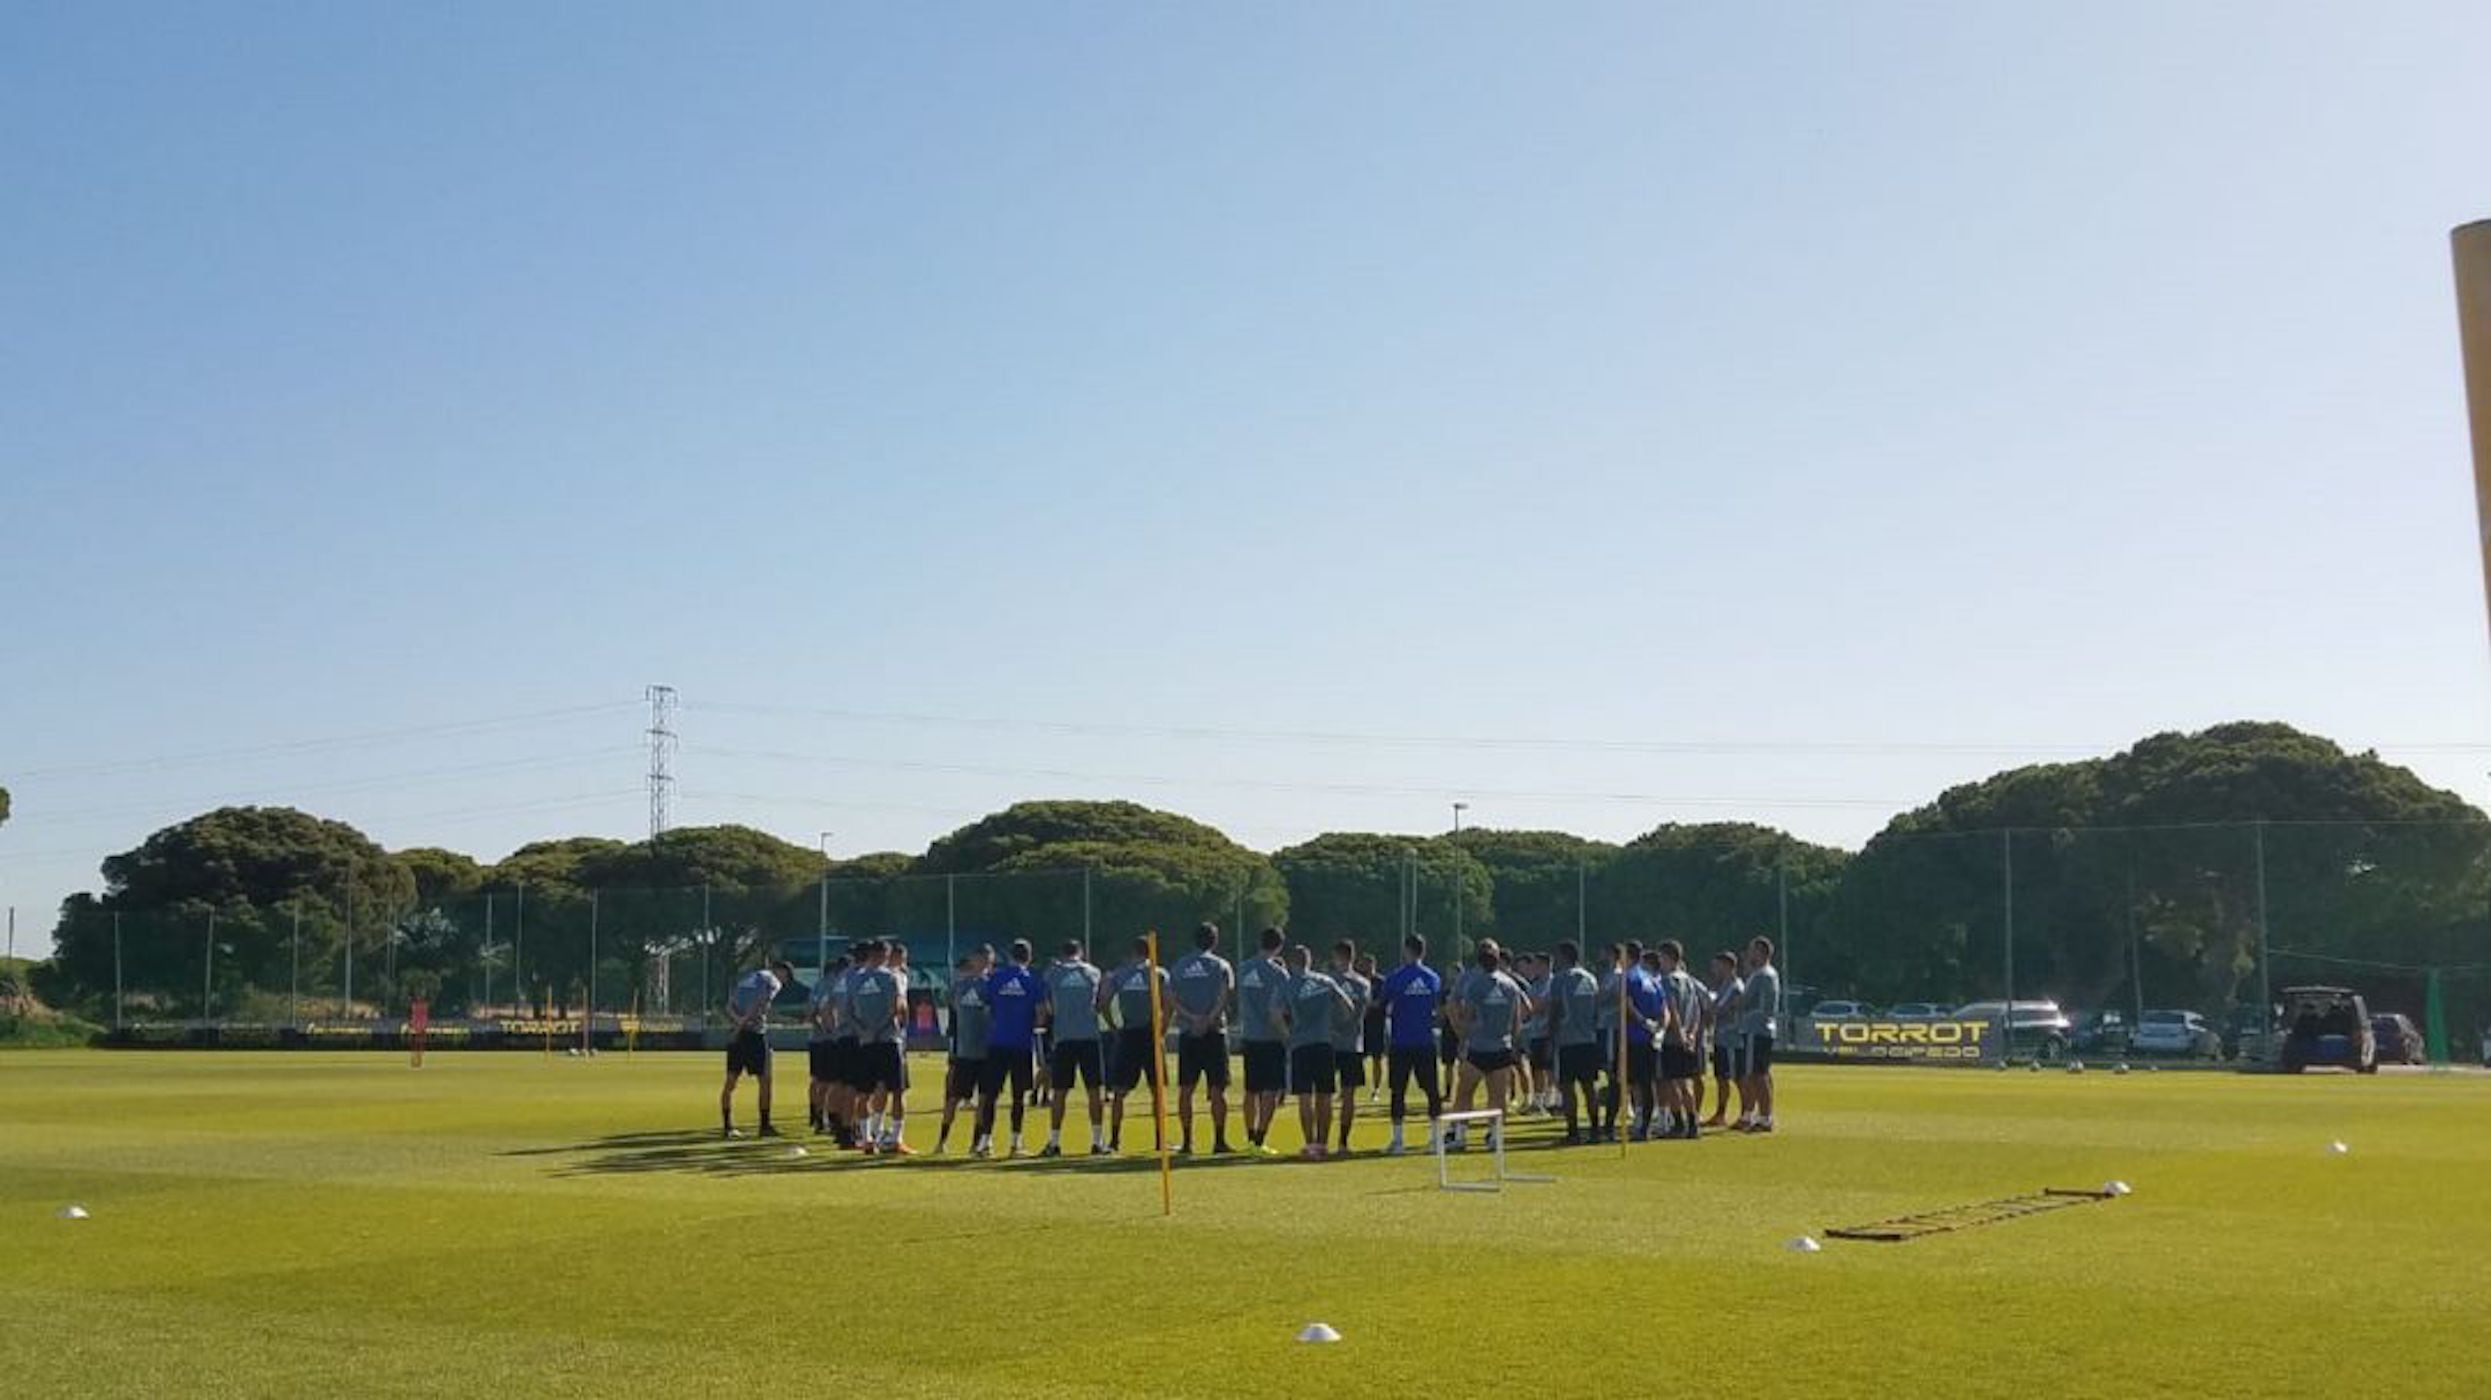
[57,1204,90,1220]
[1296,1323,1341,1343]
[2328,1141,2350,1155]
[2102,1180,2132,1196]
[1785,1236,1821,1253]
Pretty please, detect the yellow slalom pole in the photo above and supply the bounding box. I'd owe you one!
[1615,957,1630,1161]
[1146,930,1173,1218]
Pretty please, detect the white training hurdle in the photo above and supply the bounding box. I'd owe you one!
[1431,1109,1556,1192]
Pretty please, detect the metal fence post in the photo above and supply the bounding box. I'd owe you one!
[113,912,124,1030]
[291,907,302,1027]
[1082,866,1093,950]
[513,881,526,1011]
[482,893,495,1013]
[946,874,958,972]
[2001,828,2015,1065]
[1776,853,1790,987]
[203,910,215,1021]
[2254,820,2271,1045]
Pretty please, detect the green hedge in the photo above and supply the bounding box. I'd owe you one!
[0,1013,103,1049]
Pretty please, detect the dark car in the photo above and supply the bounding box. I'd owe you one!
[2278,986,2376,1074]
[2070,1009,2131,1056]
[2371,1014,2425,1066]
[1954,999,2074,1062]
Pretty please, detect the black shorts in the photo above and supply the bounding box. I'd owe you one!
[979,1047,1035,1099]
[1110,1027,1158,1093]
[1465,1047,1517,1074]
[1735,1033,1775,1077]
[1661,1042,1700,1082]
[1527,1037,1553,1071]
[1334,1049,1366,1089]
[1626,1041,1659,1086]
[1558,1042,1603,1084]
[1596,1027,1622,1071]
[808,1040,836,1081]
[830,1037,859,1086]
[1243,1040,1288,1094]
[1290,1044,1339,1095]
[1177,1032,1231,1091]
[1437,1026,1461,1065]
[1048,1039,1104,1092]
[848,1041,905,1093]
[727,1029,770,1077]
[1711,1044,1734,1081]
[945,1057,983,1101]
[1362,1011,1387,1058]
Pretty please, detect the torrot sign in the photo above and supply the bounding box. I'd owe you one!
[1800,1017,1998,1062]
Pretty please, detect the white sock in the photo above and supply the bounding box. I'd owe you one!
[1090,1126,1104,1149]
[1047,1129,1061,1148]
[1389,1122,1405,1147]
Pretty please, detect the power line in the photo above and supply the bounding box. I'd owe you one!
[682,743,1907,810]
[7,700,641,781]
[26,748,642,824]
[689,699,2491,760]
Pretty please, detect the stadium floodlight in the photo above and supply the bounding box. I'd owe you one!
[1432,1109,1554,1193]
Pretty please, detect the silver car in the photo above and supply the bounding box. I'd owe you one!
[2129,1009,2220,1060]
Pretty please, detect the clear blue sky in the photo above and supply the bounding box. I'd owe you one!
[6,3,2490,954]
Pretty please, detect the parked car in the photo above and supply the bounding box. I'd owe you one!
[1887,1002,1948,1020]
[2220,1003,2277,1062]
[2371,1014,2425,1065]
[2070,1009,2131,1055]
[2278,986,2376,1074]
[2129,1009,2220,1060]
[1808,999,1875,1020]
[1953,999,2074,1061]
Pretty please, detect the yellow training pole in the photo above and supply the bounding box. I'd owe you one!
[1614,958,1630,1161]
[1146,930,1173,1218]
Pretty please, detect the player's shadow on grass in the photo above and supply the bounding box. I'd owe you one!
[513,1130,1400,1179]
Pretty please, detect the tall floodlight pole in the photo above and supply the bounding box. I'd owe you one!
[646,684,678,838]
[2452,222,2491,653]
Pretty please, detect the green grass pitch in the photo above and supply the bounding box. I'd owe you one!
[4,1051,2486,1398]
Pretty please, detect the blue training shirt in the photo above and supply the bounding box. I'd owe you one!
[984,963,1045,1051]
[1626,967,1666,1042]
[1377,962,1443,1049]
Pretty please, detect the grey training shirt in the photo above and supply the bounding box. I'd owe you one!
[729,968,781,1028]
[1046,960,1104,1042]
[1455,967,1527,1053]
[1237,955,1287,1044]
[1170,951,1232,1032]
[846,966,903,1045]
[1553,966,1601,1047]
[1330,969,1371,1054]
[949,977,992,1061]
[1110,963,1169,1030]
[1286,970,1346,1050]
[1739,963,1781,1038]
